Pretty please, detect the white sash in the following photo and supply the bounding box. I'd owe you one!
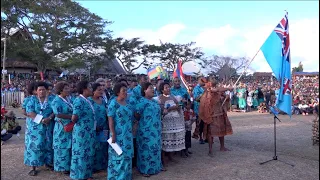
[38,96,48,114]
[59,95,73,109]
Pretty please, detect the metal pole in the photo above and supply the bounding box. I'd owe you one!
[2,37,7,83]
[221,49,261,107]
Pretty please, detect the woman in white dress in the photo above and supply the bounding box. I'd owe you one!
[154,82,185,166]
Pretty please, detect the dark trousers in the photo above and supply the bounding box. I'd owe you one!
[185,131,191,149]
[266,99,271,110]
[132,138,137,168]
[199,120,204,139]
[8,126,21,134]
[1,133,13,141]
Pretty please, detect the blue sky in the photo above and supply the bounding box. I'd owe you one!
[76,1,319,74]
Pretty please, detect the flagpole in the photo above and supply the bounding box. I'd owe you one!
[221,48,261,107]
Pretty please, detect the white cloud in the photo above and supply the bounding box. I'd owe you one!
[194,18,319,72]
[117,23,186,45]
[116,18,319,74]
[194,24,238,54]
[116,23,186,74]
[250,18,319,72]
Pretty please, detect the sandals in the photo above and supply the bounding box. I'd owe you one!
[143,174,151,177]
[28,170,38,176]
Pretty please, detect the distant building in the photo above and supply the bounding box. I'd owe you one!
[253,72,273,77]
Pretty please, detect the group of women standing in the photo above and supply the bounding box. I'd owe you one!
[22,76,189,180]
[23,80,109,180]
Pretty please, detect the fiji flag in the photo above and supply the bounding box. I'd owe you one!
[261,12,292,117]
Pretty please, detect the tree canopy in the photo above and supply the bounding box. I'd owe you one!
[1,0,112,72]
[200,55,250,79]
[1,0,253,77]
[292,62,303,74]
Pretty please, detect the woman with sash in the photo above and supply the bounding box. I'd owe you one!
[25,81,55,176]
[51,81,73,175]
[135,82,164,177]
[70,81,96,180]
[107,83,134,180]
[89,83,108,172]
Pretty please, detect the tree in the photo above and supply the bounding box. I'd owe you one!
[104,37,148,74]
[292,61,303,74]
[200,55,250,80]
[1,0,112,72]
[156,42,204,71]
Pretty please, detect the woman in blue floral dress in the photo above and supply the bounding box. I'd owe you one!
[107,83,134,180]
[89,83,108,172]
[51,81,73,174]
[25,81,55,176]
[135,82,164,177]
[22,82,36,116]
[70,81,95,180]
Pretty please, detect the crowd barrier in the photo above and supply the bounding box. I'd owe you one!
[1,91,25,107]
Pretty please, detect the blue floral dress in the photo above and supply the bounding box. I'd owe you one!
[253,90,259,108]
[51,95,73,172]
[22,96,32,110]
[132,84,142,100]
[237,88,247,109]
[70,96,96,179]
[171,86,190,100]
[107,98,134,180]
[193,84,204,116]
[89,97,108,172]
[135,97,162,175]
[24,96,54,167]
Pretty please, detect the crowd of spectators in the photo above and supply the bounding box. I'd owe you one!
[1,72,319,116]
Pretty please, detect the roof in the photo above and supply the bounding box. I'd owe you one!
[96,58,127,75]
[253,72,272,76]
[1,27,20,36]
[5,59,37,69]
[72,58,126,75]
[293,72,319,76]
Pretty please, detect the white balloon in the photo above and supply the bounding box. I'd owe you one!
[182,61,200,75]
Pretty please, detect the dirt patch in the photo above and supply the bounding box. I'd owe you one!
[1,110,319,180]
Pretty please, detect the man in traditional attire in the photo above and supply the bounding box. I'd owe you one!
[199,78,233,157]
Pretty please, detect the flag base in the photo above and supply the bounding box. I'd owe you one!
[259,114,295,167]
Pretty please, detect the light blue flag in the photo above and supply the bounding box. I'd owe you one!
[261,31,283,80]
[261,12,292,117]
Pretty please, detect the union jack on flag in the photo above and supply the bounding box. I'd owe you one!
[261,11,292,117]
[274,12,290,62]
